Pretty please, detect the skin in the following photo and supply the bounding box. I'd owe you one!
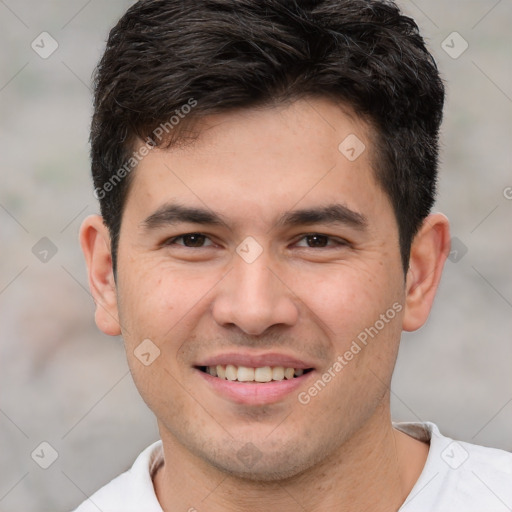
[80,97,450,512]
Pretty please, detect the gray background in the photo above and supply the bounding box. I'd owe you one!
[0,1,511,511]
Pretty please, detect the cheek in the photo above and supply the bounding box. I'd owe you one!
[117,264,228,367]
[116,266,196,415]
[294,264,390,337]
[118,263,196,338]
[294,261,405,387]
[117,270,173,342]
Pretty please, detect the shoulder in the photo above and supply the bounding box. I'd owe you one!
[447,435,512,503]
[70,440,164,512]
[396,422,512,512]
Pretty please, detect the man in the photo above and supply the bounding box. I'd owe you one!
[75,0,512,510]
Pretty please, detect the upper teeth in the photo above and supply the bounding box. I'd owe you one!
[206,365,305,382]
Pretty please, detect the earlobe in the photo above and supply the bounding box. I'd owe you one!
[402,213,451,332]
[79,214,122,336]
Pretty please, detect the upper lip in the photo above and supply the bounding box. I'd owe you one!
[195,352,316,370]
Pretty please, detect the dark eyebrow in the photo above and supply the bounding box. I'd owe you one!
[141,202,367,232]
[275,203,367,230]
[141,203,230,230]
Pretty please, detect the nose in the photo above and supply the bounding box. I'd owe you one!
[211,248,299,336]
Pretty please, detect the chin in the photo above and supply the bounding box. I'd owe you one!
[211,455,310,482]
[198,439,323,482]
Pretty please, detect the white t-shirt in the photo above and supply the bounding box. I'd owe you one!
[71,422,512,512]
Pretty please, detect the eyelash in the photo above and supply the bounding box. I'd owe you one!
[163,232,349,249]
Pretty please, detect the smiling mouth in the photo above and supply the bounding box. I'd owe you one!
[196,365,314,383]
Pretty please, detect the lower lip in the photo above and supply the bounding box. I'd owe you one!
[196,369,314,405]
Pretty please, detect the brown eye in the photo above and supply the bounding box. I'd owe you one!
[295,234,348,248]
[166,233,213,248]
[305,234,329,247]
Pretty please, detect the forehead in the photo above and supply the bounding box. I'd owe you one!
[156,97,373,169]
[123,97,387,226]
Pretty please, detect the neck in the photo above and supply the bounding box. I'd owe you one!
[154,405,428,512]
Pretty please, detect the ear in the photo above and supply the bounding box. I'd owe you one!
[402,213,451,332]
[79,214,121,336]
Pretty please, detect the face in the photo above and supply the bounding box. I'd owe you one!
[89,97,415,479]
